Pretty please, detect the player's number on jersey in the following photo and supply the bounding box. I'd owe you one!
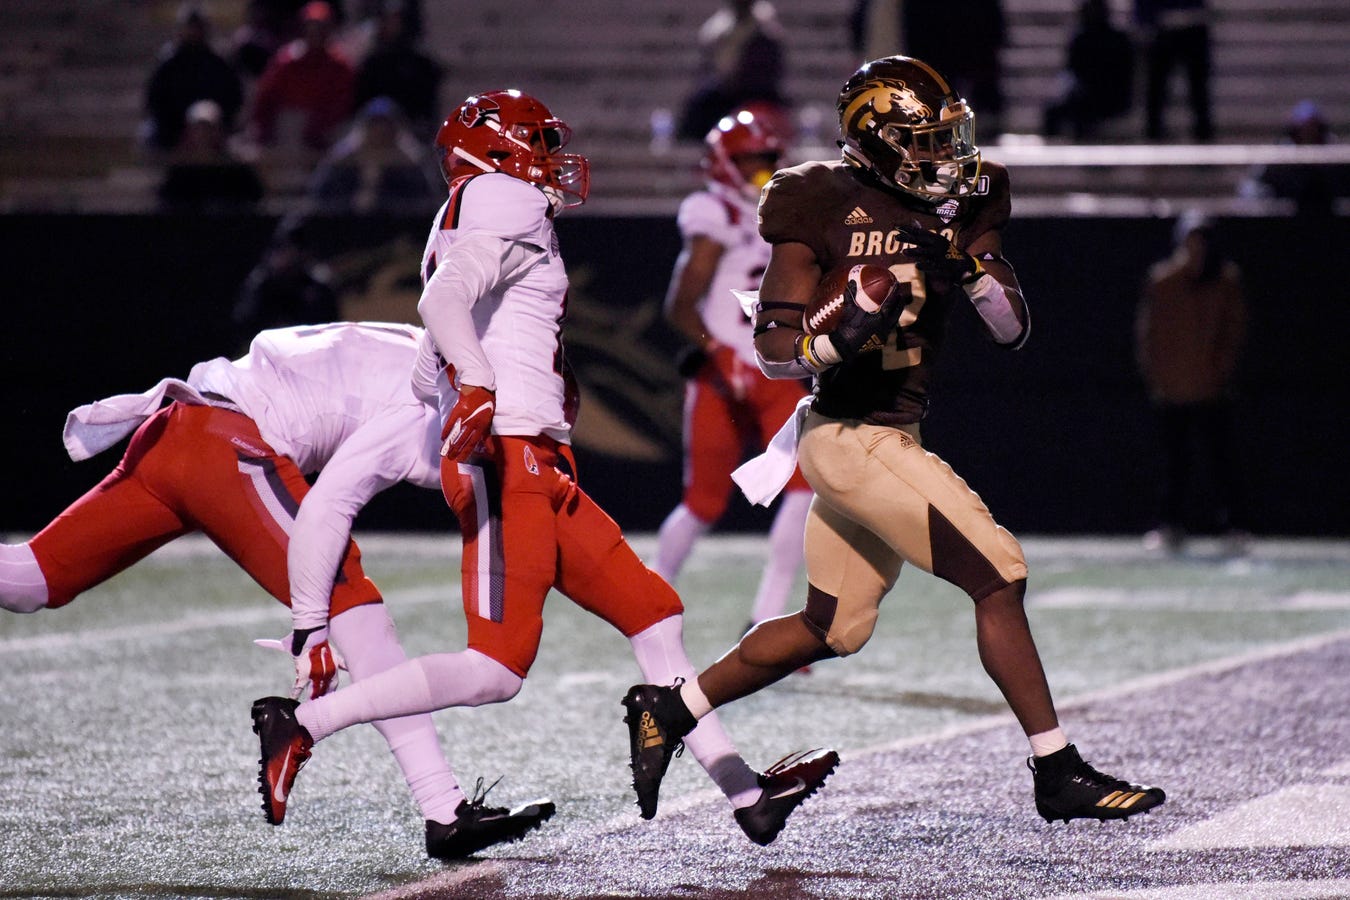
[880,261,926,370]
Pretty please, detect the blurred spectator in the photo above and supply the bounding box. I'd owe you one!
[904,0,1006,139]
[353,1,444,138]
[1042,0,1135,141]
[1134,0,1213,142]
[158,100,265,213]
[233,218,340,348]
[231,0,304,79]
[1135,211,1247,553]
[143,4,244,153]
[249,1,357,157]
[677,1,789,143]
[306,97,440,214]
[1239,100,1349,218]
[848,0,903,62]
[337,0,420,62]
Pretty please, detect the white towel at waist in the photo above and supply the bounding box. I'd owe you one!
[62,378,221,462]
[732,394,812,506]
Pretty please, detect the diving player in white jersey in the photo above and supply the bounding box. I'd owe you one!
[0,321,531,859]
[252,89,838,850]
[651,109,813,632]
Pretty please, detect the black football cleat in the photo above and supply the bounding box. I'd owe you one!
[250,696,313,825]
[621,682,697,819]
[735,748,840,846]
[425,778,555,860]
[1030,744,1166,823]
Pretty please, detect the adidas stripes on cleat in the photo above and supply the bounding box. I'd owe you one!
[1030,743,1166,823]
[621,682,697,820]
[735,748,840,846]
[250,696,313,825]
[425,778,555,860]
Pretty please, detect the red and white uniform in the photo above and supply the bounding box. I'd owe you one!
[680,186,769,369]
[40,322,441,623]
[674,186,810,524]
[415,172,682,677]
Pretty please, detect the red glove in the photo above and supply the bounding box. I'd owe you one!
[255,628,345,701]
[441,384,495,461]
[292,629,342,700]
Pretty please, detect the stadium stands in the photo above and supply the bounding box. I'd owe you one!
[1,0,1347,215]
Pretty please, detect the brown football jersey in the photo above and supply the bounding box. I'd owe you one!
[758,158,1013,426]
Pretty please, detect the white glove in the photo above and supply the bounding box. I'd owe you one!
[254,626,346,701]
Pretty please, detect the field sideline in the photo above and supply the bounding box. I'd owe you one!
[1,533,1347,899]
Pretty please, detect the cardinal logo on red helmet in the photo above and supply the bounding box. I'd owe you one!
[459,99,501,129]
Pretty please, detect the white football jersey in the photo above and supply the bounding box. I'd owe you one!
[677,187,770,368]
[189,322,441,486]
[62,322,443,629]
[419,172,572,443]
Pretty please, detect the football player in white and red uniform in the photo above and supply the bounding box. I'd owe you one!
[622,57,1166,828]
[0,322,502,858]
[251,90,837,850]
[652,109,812,632]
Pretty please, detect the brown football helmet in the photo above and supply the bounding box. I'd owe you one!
[836,56,981,201]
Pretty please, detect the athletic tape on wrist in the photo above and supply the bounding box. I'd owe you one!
[964,274,1025,345]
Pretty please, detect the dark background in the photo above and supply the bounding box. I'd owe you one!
[3,213,1347,537]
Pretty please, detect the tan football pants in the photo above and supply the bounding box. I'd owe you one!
[796,410,1028,655]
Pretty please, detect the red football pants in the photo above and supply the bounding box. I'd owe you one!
[681,355,810,522]
[443,434,683,677]
[30,402,381,613]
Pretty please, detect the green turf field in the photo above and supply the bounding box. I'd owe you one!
[2,533,1347,899]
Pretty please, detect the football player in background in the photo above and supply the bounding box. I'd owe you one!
[250,90,837,849]
[622,57,1167,826]
[651,109,813,633]
[0,321,535,860]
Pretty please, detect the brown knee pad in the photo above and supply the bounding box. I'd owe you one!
[802,583,878,656]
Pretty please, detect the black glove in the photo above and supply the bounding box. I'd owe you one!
[826,279,905,361]
[896,223,984,285]
[674,344,709,377]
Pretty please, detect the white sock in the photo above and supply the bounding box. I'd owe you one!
[749,490,810,624]
[1029,727,1069,757]
[629,615,761,808]
[0,543,49,613]
[384,728,466,824]
[298,649,521,743]
[329,604,464,823]
[651,504,710,583]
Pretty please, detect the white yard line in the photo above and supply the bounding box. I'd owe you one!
[364,627,1350,897]
[0,584,452,654]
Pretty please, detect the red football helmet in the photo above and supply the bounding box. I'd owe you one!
[703,108,783,201]
[435,89,590,210]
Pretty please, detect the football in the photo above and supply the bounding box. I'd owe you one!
[802,264,898,335]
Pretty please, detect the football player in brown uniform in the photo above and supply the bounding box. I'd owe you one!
[623,56,1166,827]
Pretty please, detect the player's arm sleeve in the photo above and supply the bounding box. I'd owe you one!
[417,176,548,390]
[666,195,729,347]
[286,407,423,631]
[410,329,444,405]
[959,164,1028,349]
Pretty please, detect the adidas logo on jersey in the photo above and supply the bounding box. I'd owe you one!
[843,206,873,225]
